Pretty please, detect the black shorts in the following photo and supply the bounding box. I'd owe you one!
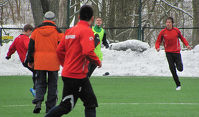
[61,77,98,108]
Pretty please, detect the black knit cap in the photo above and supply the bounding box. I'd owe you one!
[80,5,93,21]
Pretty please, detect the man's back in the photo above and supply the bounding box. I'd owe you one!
[57,20,100,79]
[31,20,63,71]
[7,34,29,63]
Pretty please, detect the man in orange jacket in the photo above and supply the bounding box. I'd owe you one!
[26,11,64,114]
[45,5,101,117]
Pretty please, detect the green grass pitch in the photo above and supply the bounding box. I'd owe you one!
[0,76,199,117]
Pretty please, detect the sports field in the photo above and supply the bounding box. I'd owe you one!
[0,76,198,117]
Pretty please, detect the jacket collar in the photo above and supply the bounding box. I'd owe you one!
[43,20,56,25]
[78,20,90,27]
[165,27,174,31]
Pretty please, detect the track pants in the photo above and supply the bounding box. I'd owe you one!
[32,70,58,111]
[87,63,97,78]
[166,52,183,87]
[45,77,98,117]
[23,62,37,89]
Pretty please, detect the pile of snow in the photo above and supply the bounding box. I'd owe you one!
[93,47,199,77]
[110,40,150,52]
[0,42,31,76]
[0,40,199,77]
[193,45,199,53]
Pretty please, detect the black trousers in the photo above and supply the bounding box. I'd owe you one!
[32,71,58,111]
[87,63,97,78]
[22,62,36,89]
[45,77,98,117]
[166,52,183,87]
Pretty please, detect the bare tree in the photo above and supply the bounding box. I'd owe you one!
[192,0,199,47]
[30,0,43,26]
[30,0,60,26]
[48,0,59,17]
[40,0,49,14]
[14,0,21,22]
[8,1,15,24]
[1,0,196,47]
[58,0,68,28]
[30,0,72,28]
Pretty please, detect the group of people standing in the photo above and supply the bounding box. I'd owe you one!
[6,5,108,117]
[5,5,191,117]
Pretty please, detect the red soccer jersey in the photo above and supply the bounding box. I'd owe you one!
[155,27,189,53]
[56,20,101,79]
[7,34,29,63]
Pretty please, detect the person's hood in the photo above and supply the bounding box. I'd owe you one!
[37,26,57,36]
[37,20,57,36]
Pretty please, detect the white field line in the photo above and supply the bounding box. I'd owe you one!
[95,77,199,79]
[100,102,199,105]
[1,102,199,108]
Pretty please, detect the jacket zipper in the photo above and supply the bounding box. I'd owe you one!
[82,58,86,72]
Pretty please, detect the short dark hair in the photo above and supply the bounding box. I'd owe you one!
[95,17,102,20]
[23,24,33,32]
[79,5,93,21]
[166,17,174,24]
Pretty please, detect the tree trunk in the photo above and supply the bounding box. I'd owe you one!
[30,0,43,26]
[0,7,4,24]
[15,0,21,22]
[132,0,139,39]
[48,0,59,17]
[40,0,49,14]
[192,0,199,47]
[58,0,68,28]
[74,0,80,25]
[108,0,116,42]
[92,0,99,17]
[8,1,15,24]
[101,0,106,26]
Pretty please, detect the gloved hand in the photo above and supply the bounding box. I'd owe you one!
[5,56,11,60]
[105,45,109,49]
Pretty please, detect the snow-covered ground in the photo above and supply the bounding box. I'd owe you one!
[0,40,198,77]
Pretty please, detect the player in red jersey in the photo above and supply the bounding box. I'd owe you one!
[6,24,36,95]
[45,5,101,117]
[155,17,191,91]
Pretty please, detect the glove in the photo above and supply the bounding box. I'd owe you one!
[105,45,109,49]
[5,56,11,60]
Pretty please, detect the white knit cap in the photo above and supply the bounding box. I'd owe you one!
[44,11,56,22]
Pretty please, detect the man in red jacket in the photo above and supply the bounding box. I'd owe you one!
[6,24,36,95]
[155,17,191,91]
[45,5,101,117]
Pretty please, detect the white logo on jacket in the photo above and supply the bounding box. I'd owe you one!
[65,35,76,39]
[89,37,94,41]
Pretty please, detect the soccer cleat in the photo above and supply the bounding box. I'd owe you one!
[33,102,41,113]
[176,86,181,91]
[30,88,36,97]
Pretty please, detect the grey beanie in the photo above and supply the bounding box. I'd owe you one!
[44,11,56,22]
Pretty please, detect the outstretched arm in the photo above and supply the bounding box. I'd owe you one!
[6,40,17,59]
[102,33,109,48]
[155,32,163,52]
[178,30,192,50]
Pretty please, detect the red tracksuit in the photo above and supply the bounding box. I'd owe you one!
[7,34,29,63]
[155,27,189,53]
[56,20,101,79]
